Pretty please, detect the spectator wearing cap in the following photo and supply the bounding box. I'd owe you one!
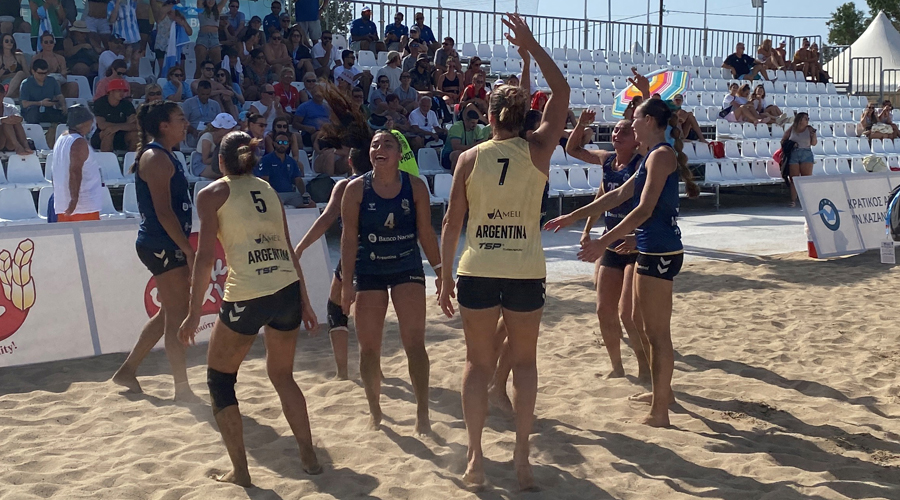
[92,78,137,151]
[411,12,438,54]
[255,130,315,207]
[0,83,33,156]
[463,56,485,87]
[52,105,104,222]
[384,12,408,53]
[294,0,324,44]
[312,29,341,77]
[20,58,67,125]
[392,71,420,113]
[193,112,237,179]
[248,16,266,43]
[333,49,374,100]
[441,103,489,171]
[377,50,402,92]
[433,37,457,73]
[409,54,434,93]
[183,80,223,147]
[408,95,445,144]
[402,40,425,73]
[723,42,769,82]
[350,6,384,53]
[62,20,100,78]
[94,59,131,101]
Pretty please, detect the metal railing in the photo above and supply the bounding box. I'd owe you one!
[331,0,820,59]
[850,57,883,96]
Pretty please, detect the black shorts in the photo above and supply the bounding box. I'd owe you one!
[635,253,684,281]
[456,276,546,313]
[137,18,153,36]
[91,130,131,151]
[219,281,303,335]
[600,249,638,270]
[334,259,342,281]
[136,244,188,276]
[356,268,425,291]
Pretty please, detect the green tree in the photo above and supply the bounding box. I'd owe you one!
[827,2,867,45]
[866,0,900,30]
[321,0,353,36]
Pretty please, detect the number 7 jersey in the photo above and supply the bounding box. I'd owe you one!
[458,137,548,279]
[216,175,298,303]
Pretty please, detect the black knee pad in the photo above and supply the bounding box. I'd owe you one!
[207,368,238,414]
[327,299,348,331]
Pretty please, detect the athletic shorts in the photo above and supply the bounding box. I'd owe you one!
[456,276,546,313]
[137,19,153,36]
[635,252,683,281]
[84,15,112,35]
[441,149,452,170]
[196,31,220,48]
[57,212,100,222]
[136,244,188,276]
[296,20,322,42]
[600,249,638,270]
[356,268,425,292]
[220,281,303,335]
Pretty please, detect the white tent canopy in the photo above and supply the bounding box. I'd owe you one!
[824,11,900,91]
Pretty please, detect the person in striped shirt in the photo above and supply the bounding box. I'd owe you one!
[109,0,143,73]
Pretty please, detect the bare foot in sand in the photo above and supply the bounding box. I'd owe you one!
[606,367,625,379]
[111,369,142,394]
[488,384,514,416]
[334,372,349,381]
[641,412,670,428]
[301,448,323,475]
[214,470,252,487]
[463,454,485,490]
[636,369,652,384]
[514,447,539,492]
[174,389,203,404]
[368,412,382,431]
[415,414,432,436]
[628,392,675,405]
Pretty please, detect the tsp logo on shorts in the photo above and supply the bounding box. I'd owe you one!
[0,239,36,341]
[813,198,842,231]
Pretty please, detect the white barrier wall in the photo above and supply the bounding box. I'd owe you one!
[795,173,900,258]
[0,209,331,368]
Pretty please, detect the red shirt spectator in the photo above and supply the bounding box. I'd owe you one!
[531,91,548,111]
[273,82,300,111]
[462,84,486,102]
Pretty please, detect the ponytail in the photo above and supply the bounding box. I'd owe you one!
[667,113,700,198]
[219,131,260,176]
[489,84,529,133]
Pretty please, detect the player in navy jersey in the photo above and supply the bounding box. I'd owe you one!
[546,98,699,427]
[566,109,651,382]
[113,101,197,401]
[340,130,442,434]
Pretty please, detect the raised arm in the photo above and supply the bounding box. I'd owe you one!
[543,175,635,232]
[567,109,610,165]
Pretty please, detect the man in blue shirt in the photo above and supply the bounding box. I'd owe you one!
[350,6,385,53]
[295,0,324,43]
[263,1,283,40]
[412,12,439,54]
[384,12,408,53]
[293,84,330,148]
[182,81,223,147]
[255,131,315,207]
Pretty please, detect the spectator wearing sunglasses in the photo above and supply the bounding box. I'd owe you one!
[433,37,457,73]
[384,12,408,53]
[264,115,301,161]
[462,56,485,87]
[256,131,315,207]
[296,71,317,105]
[93,59,132,100]
[333,49,373,101]
[192,61,237,115]
[162,66,192,101]
[183,80,223,147]
[242,48,276,101]
[144,83,163,103]
[216,68,245,108]
[263,28,292,76]
[285,26,316,78]
[411,12,439,54]
[250,83,285,133]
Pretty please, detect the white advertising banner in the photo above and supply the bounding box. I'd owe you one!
[0,210,330,368]
[795,173,900,258]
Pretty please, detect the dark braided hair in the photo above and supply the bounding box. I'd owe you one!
[134,101,181,172]
[636,99,700,198]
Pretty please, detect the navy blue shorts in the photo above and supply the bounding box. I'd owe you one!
[136,245,188,276]
[356,268,426,291]
[635,253,683,281]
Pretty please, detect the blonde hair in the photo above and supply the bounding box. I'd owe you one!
[489,84,529,133]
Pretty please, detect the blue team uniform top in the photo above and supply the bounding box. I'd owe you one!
[135,143,193,251]
[632,143,683,254]
[350,18,379,39]
[385,22,408,40]
[602,152,640,248]
[356,171,421,275]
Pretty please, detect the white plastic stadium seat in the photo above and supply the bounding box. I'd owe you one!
[6,154,51,190]
[493,45,508,58]
[22,124,50,151]
[100,186,126,219]
[417,147,443,175]
[357,50,377,70]
[37,185,53,219]
[587,166,603,188]
[433,173,452,202]
[567,167,596,194]
[550,145,569,166]
[724,140,741,159]
[461,43,477,59]
[548,168,575,196]
[13,33,32,54]
[0,187,41,225]
[93,152,126,187]
[123,182,140,217]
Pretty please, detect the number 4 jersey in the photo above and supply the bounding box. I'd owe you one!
[217,175,298,302]
[355,171,422,275]
[458,137,548,280]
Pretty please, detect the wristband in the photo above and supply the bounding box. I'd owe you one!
[433,263,442,271]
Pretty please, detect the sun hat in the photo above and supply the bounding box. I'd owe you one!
[69,20,90,33]
[211,113,238,129]
[108,79,129,92]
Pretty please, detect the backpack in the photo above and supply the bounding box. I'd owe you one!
[305,174,335,203]
[709,141,725,158]
[888,185,900,242]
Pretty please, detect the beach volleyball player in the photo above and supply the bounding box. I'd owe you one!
[178,131,321,485]
[545,98,700,427]
[566,109,651,381]
[340,130,442,434]
[113,101,196,401]
[438,14,569,490]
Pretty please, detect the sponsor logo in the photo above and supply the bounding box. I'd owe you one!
[657,257,672,275]
[367,202,377,211]
[370,252,376,260]
[478,242,503,250]
[636,264,650,271]
[145,234,228,322]
[486,209,521,220]
[401,198,410,215]
[368,233,378,243]
[255,266,279,275]
[247,247,292,264]
[254,233,281,244]
[813,198,842,231]
[475,225,527,239]
[0,239,36,342]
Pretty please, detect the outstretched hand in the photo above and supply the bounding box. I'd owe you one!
[502,13,536,49]
[577,109,596,127]
[543,214,575,232]
[627,67,651,98]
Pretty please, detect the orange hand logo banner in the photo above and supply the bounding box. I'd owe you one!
[0,239,36,341]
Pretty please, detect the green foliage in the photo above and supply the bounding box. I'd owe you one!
[827,2,867,46]
[321,0,353,35]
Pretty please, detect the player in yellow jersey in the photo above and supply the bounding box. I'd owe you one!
[438,13,570,491]
[178,131,321,486]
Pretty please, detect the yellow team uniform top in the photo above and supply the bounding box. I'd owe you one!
[217,175,298,302]
[457,137,548,279]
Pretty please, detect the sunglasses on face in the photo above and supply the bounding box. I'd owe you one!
[35,70,48,75]
[322,37,332,41]
[43,40,54,45]
[217,72,227,77]
[262,90,274,94]
[173,73,184,77]
[148,91,162,96]
[276,140,289,145]
[116,71,126,76]
[272,36,282,41]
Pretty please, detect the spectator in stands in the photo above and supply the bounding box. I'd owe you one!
[352,86,370,120]
[792,38,820,83]
[162,66,191,101]
[0,33,28,99]
[218,12,239,52]
[293,82,328,147]
[193,112,235,178]
[384,12,408,53]
[858,101,877,137]
[256,131,315,207]
[248,15,265,42]
[0,84,32,155]
[109,0,144,74]
[98,36,128,83]
[774,40,792,70]
[369,74,391,113]
[263,0,282,39]
[383,93,424,150]
[273,67,300,113]
[809,43,828,83]
[94,59,131,100]
[377,50,402,92]
[756,39,784,72]
[462,56,486,87]
[872,100,900,139]
[244,110,267,155]
[408,95,446,143]
[265,115,301,159]
[250,83,284,132]
[192,60,237,116]
[441,103,489,171]
[183,80,222,147]
[411,12,438,54]
[723,83,770,123]
[52,105,103,222]
[722,42,768,82]
[781,112,816,207]
[286,26,315,78]
[237,28,262,65]
[393,71,419,113]
[433,37,457,73]
[30,0,65,48]
[83,0,112,49]
[219,68,245,109]
[0,3,30,35]
[350,6,384,53]
[263,28,292,76]
[460,72,488,116]
[278,13,292,38]
[297,71,317,104]
[671,93,707,144]
[295,0,323,44]
[63,21,100,78]
[334,49,374,100]
[242,48,275,100]
[195,0,227,77]
[144,83,163,103]
[20,59,66,124]
[312,30,340,77]
[225,0,246,39]
[402,41,425,73]
[410,54,435,92]
[32,32,77,98]
[92,78,137,151]
[752,84,782,121]
[435,56,461,107]
[151,2,191,66]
